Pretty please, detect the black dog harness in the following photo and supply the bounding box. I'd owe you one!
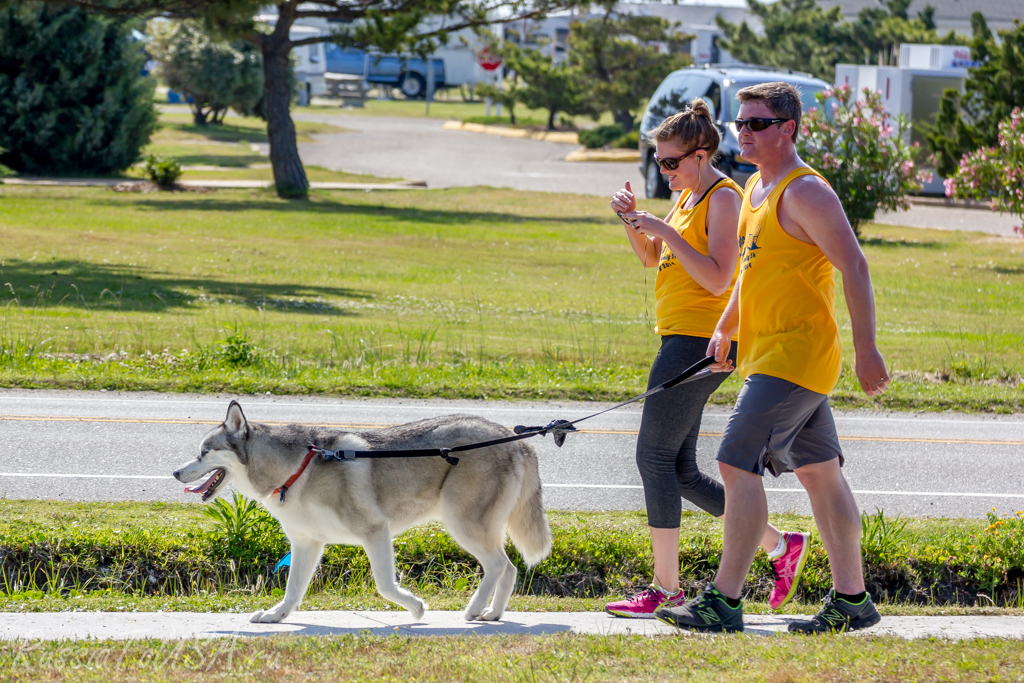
[273,356,717,502]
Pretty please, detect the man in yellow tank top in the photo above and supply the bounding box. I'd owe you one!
[656,82,891,635]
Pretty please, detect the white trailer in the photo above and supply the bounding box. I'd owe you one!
[834,43,972,194]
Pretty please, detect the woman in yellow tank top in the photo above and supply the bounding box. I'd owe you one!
[604,98,793,619]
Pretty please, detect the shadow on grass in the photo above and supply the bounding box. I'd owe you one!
[0,260,370,315]
[158,121,269,145]
[165,153,266,167]
[994,265,1024,275]
[859,235,945,249]
[84,194,613,227]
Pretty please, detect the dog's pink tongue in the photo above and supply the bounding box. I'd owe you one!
[185,472,217,495]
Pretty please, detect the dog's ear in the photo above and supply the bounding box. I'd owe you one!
[224,401,248,440]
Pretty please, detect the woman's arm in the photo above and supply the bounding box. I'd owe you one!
[625,187,741,295]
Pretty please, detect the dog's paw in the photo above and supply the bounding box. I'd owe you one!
[409,599,427,620]
[477,608,504,622]
[250,604,289,623]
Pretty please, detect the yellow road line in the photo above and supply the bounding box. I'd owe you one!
[1,416,1022,446]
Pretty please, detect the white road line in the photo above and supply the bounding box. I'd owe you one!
[0,473,172,480]
[2,396,1022,426]
[542,484,1024,498]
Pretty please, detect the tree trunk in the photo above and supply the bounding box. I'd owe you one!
[191,102,207,126]
[547,107,557,131]
[262,21,308,200]
[614,109,634,133]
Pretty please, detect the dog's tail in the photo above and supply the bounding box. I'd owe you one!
[506,442,552,567]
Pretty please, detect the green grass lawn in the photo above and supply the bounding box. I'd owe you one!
[4,634,1023,682]
[304,95,618,128]
[0,184,1021,410]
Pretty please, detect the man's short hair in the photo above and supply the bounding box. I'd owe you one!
[735,82,802,142]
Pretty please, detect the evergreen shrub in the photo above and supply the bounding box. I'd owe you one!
[0,3,157,175]
[143,154,182,189]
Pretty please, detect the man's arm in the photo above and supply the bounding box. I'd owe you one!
[777,177,890,396]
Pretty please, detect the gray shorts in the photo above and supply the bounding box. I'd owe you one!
[716,374,843,477]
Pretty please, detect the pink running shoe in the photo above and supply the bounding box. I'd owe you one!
[769,532,810,610]
[605,586,685,619]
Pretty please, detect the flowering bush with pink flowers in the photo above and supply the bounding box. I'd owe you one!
[797,84,932,236]
[945,108,1024,239]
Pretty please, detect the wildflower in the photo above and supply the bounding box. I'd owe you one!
[943,177,957,197]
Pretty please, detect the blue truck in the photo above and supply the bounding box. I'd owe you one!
[324,45,446,99]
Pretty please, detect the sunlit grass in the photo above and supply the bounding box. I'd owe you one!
[4,633,1024,682]
[0,184,1021,409]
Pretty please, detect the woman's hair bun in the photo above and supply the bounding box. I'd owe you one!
[650,97,720,157]
[689,98,712,120]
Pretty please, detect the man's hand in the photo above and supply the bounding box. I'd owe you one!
[706,328,735,373]
[856,347,890,396]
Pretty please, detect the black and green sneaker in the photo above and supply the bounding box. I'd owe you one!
[787,589,881,634]
[655,583,744,633]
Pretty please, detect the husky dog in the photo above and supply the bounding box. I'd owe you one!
[173,401,552,623]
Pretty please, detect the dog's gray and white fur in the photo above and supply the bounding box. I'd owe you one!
[173,401,552,623]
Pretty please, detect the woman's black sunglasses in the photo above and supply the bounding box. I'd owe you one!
[734,117,790,132]
[653,146,709,171]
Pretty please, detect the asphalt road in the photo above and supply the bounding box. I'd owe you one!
[287,111,1020,236]
[291,113,643,197]
[3,389,1022,519]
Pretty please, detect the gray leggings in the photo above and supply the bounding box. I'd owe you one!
[636,334,737,528]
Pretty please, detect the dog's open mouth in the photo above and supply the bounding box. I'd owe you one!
[184,468,226,502]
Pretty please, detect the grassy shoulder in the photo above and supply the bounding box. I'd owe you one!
[305,95,619,128]
[4,633,1024,682]
[0,184,1021,411]
[135,111,400,184]
[2,500,1023,613]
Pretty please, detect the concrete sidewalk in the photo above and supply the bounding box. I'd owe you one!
[2,611,1022,641]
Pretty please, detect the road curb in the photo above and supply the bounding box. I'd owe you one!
[2,610,1022,641]
[564,148,641,163]
[442,121,579,145]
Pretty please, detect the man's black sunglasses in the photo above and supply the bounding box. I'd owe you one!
[653,146,709,171]
[734,117,790,132]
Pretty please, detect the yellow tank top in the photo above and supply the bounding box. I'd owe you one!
[655,177,742,339]
[736,167,842,395]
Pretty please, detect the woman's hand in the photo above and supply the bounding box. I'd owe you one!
[610,180,637,215]
[623,210,676,241]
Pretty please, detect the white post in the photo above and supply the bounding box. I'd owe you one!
[484,68,493,117]
[495,64,503,118]
[426,55,435,116]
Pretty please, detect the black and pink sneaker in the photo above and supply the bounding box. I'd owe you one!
[769,532,810,610]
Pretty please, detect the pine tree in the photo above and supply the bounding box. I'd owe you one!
[568,5,691,132]
[147,20,269,126]
[0,2,157,175]
[716,0,958,82]
[504,42,593,130]
[923,14,1024,178]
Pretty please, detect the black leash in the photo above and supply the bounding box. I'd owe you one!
[311,356,718,468]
